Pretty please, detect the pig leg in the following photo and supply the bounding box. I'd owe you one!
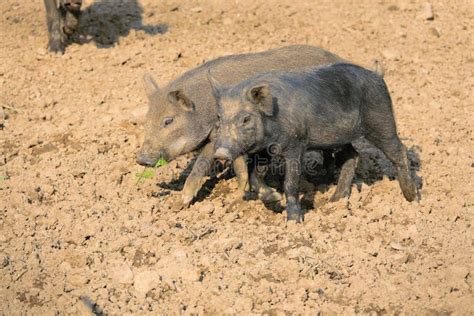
[180,142,249,207]
[330,144,359,201]
[365,133,417,202]
[362,96,417,201]
[44,0,66,53]
[179,142,215,207]
[284,147,304,222]
[249,164,283,202]
[61,0,82,35]
[232,154,249,196]
[372,138,416,202]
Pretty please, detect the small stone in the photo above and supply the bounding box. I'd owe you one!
[133,269,160,296]
[197,201,215,214]
[381,49,400,61]
[430,27,441,37]
[59,261,72,272]
[233,296,254,312]
[287,246,316,259]
[390,242,404,251]
[67,272,88,287]
[131,105,148,119]
[36,48,47,60]
[109,262,134,284]
[419,3,434,20]
[391,252,409,264]
[387,5,399,11]
[190,6,202,13]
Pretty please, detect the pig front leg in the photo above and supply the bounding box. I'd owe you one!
[284,147,304,222]
[179,142,249,207]
[249,164,283,203]
[44,0,66,53]
[179,142,214,208]
[232,154,249,197]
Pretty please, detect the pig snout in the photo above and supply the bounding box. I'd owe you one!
[136,145,163,166]
[214,147,232,165]
[136,152,156,166]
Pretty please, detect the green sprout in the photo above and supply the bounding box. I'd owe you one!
[135,157,168,184]
[155,157,168,168]
[0,175,8,181]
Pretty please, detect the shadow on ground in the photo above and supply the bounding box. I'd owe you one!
[73,0,167,48]
[155,138,423,213]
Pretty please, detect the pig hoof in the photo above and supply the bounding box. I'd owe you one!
[329,190,349,202]
[174,195,193,210]
[286,210,303,223]
[402,184,417,202]
[259,189,282,203]
[48,40,65,54]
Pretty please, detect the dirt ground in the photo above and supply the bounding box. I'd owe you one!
[1,0,473,314]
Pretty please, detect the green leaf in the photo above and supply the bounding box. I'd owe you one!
[135,169,155,180]
[155,157,168,168]
[0,175,8,181]
[135,158,168,185]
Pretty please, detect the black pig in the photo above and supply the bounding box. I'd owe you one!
[210,63,417,222]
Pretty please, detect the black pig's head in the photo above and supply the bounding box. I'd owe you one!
[208,73,275,163]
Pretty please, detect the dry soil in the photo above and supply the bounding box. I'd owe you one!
[0,0,473,314]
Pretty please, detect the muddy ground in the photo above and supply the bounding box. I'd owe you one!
[1,0,473,314]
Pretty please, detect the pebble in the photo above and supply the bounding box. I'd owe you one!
[287,246,316,259]
[133,269,161,296]
[419,3,434,21]
[131,105,148,118]
[430,27,441,37]
[109,262,134,284]
[390,242,404,251]
[381,49,400,61]
[190,6,202,13]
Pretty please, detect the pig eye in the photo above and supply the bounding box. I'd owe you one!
[163,117,174,127]
[242,115,251,125]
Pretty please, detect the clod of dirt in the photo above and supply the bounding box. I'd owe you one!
[381,49,400,61]
[108,262,134,284]
[0,108,6,129]
[287,246,316,259]
[133,269,161,297]
[430,27,441,37]
[190,6,202,13]
[419,3,434,20]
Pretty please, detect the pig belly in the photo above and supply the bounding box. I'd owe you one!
[307,111,361,147]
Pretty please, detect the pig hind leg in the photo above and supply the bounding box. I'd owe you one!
[363,105,416,202]
[330,144,359,202]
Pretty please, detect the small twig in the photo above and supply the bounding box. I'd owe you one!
[198,227,216,239]
[215,166,230,179]
[183,224,198,242]
[14,269,27,281]
[362,187,374,206]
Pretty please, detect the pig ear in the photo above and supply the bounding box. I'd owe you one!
[207,70,223,100]
[247,85,274,116]
[167,90,195,112]
[143,73,160,98]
